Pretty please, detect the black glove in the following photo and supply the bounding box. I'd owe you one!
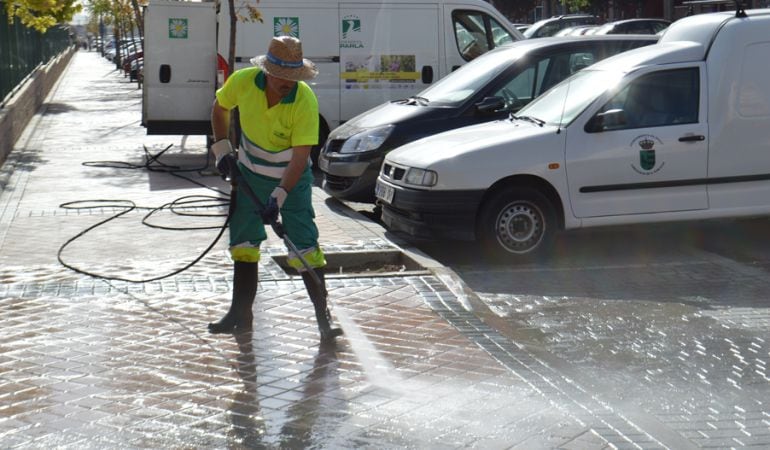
[217,153,238,181]
[261,195,279,225]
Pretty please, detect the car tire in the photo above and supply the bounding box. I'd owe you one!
[479,186,556,259]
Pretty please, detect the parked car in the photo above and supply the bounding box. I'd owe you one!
[523,14,599,39]
[376,7,770,259]
[510,23,530,33]
[129,57,143,82]
[121,50,143,76]
[554,25,599,36]
[592,18,671,35]
[319,35,658,202]
[104,39,141,63]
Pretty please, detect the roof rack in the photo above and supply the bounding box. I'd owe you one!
[678,0,747,17]
[735,1,747,18]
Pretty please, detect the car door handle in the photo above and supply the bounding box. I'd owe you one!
[678,134,705,142]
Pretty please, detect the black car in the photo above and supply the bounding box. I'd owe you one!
[319,35,659,202]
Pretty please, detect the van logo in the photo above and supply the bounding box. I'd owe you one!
[639,138,655,170]
[640,149,655,170]
[631,135,665,175]
[274,17,299,38]
[342,15,361,39]
[168,18,188,39]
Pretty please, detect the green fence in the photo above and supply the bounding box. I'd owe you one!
[0,3,73,105]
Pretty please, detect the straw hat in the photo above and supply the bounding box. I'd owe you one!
[250,36,318,81]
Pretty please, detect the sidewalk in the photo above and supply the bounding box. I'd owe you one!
[0,51,606,448]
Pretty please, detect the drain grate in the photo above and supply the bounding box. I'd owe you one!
[272,249,429,277]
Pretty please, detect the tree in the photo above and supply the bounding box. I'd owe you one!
[224,0,263,79]
[85,0,139,67]
[223,0,262,145]
[491,0,538,22]
[130,0,143,39]
[4,0,82,32]
[562,0,592,13]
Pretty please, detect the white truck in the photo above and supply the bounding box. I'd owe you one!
[376,7,770,259]
[141,0,523,145]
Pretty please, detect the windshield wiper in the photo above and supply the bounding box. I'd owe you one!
[509,113,545,127]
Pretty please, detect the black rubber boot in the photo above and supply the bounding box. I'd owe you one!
[208,261,258,333]
[301,268,343,341]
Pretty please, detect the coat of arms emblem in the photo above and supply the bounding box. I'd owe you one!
[639,138,656,171]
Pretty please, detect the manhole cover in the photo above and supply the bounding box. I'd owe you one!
[272,249,428,277]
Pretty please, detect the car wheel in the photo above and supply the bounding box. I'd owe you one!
[479,186,556,259]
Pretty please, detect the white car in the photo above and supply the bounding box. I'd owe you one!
[377,8,770,259]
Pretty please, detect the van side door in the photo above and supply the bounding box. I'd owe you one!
[565,64,708,218]
[704,40,770,211]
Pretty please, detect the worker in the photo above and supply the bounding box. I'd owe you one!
[208,36,342,341]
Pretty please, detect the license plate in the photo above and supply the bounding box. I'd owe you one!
[318,155,330,172]
[375,180,394,204]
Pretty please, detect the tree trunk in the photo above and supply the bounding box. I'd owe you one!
[227,0,236,74]
[130,0,144,47]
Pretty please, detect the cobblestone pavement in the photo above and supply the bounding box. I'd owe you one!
[2,50,769,449]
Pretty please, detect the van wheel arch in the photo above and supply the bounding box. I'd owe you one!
[476,176,564,259]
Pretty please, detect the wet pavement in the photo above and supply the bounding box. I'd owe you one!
[417,222,770,449]
[1,50,769,449]
[0,50,594,449]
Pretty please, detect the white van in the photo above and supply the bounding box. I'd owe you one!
[142,0,218,136]
[376,8,770,258]
[142,0,523,145]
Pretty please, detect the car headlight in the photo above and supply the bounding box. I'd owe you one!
[404,167,437,186]
[339,125,394,154]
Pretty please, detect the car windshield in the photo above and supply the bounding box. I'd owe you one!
[417,48,523,106]
[515,69,625,126]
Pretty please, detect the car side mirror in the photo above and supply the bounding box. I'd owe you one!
[475,96,506,115]
[585,108,626,132]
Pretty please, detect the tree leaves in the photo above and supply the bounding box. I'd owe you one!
[4,0,82,32]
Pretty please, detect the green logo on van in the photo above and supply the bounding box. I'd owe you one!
[631,135,665,175]
[342,15,361,39]
[274,17,299,37]
[168,18,188,39]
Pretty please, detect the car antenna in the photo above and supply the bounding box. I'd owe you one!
[735,1,747,17]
